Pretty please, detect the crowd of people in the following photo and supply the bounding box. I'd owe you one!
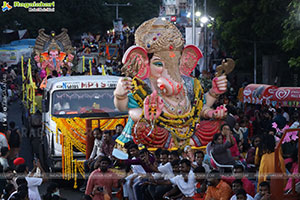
[0,151,71,200]
[78,108,299,200]
[73,77,300,200]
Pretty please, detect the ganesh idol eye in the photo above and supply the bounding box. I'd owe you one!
[153,61,164,67]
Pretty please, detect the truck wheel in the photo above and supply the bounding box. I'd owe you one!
[38,135,51,172]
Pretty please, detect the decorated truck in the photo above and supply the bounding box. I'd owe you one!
[39,75,127,185]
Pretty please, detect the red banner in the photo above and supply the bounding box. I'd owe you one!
[243,84,277,105]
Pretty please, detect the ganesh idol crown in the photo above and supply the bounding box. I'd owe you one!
[114,18,234,149]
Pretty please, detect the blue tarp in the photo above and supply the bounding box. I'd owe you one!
[9,39,35,46]
[0,45,32,51]
[0,39,35,49]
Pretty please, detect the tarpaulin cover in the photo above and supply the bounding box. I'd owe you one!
[272,87,300,107]
[243,84,277,105]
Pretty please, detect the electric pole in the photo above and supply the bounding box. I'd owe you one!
[103,2,132,19]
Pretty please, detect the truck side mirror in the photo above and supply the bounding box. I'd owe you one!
[42,99,49,113]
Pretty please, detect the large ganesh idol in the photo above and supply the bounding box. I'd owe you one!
[34,28,74,77]
[114,18,232,149]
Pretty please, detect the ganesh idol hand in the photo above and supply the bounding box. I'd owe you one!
[211,75,228,95]
[114,77,132,99]
[144,90,164,121]
[212,105,228,119]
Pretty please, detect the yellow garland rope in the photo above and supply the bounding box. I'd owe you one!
[52,117,126,186]
[73,160,85,188]
[25,59,37,114]
[74,159,77,189]
[56,125,59,144]
[21,56,26,103]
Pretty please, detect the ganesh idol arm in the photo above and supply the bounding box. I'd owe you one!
[114,89,144,122]
[201,74,228,119]
[114,77,132,111]
[201,59,235,119]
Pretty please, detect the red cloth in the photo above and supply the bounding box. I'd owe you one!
[105,44,110,59]
[194,120,223,146]
[14,157,25,166]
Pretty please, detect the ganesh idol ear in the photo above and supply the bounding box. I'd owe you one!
[41,52,49,60]
[58,52,66,61]
[179,45,203,76]
[122,45,149,79]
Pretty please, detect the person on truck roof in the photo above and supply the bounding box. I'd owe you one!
[61,67,70,77]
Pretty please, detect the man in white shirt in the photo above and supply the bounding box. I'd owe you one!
[231,179,254,200]
[170,159,196,198]
[156,150,174,179]
[157,159,196,199]
[235,189,252,200]
[123,143,146,200]
[148,150,175,199]
[15,160,46,200]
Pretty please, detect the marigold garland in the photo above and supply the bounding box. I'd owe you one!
[52,117,126,187]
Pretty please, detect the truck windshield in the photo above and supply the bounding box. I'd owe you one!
[51,89,122,117]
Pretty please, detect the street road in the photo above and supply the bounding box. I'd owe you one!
[8,99,84,199]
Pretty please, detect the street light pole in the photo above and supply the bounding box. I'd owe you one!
[254,41,257,83]
[103,2,132,19]
[116,4,118,19]
[192,0,196,45]
[203,0,207,72]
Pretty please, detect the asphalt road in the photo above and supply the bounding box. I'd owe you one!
[8,99,84,199]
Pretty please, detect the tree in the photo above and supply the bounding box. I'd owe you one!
[0,0,160,40]
[281,0,300,68]
[208,0,290,74]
